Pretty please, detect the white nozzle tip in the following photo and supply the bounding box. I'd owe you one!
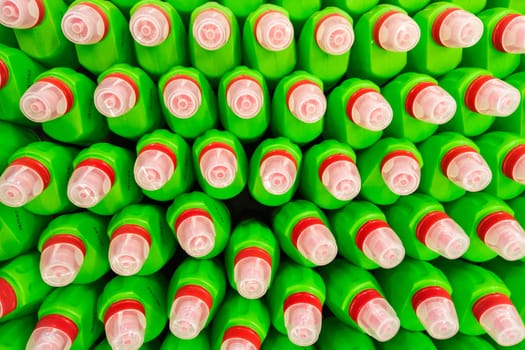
[0,0,40,28]
[381,155,421,195]
[362,226,405,269]
[416,297,459,340]
[260,154,297,195]
[377,12,420,52]
[255,11,294,51]
[67,165,112,208]
[351,91,393,131]
[193,9,230,50]
[130,5,169,46]
[321,159,361,201]
[411,85,457,124]
[424,217,470,259]
[445,151,492,192]
[164,78,201,119]
[284,303,322,347]
[474,79,521,117]
[176,215,215,257]
[484,219,525,261]
[109,234,150,276]
[61,4,106,44]
[94,77,137,117]
[296,224,338,266]
[221,338,257,350]
[288,83,326,123]
[357,298,400,342]
[234,257,271,299]
[0,164,44,207]
[134,149,175,191]
[105,309,146,350]
[169,295,209,339]
[20,81,70,122]
[438,10,484,48]
[227,79,263,119]
[200,147,237,188]
[480,304,525,346]
[40,243,84,287]
[316,15,354,55]
[26,327,73,350]
[511,153,525,185]
[500,16,525,53]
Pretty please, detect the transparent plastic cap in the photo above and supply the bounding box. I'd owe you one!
[296,223,338,266]
[234,256,271,299]
[483,219,525,261]
[361,226,405,269]
[94,76,137,117]
[415,296,459,339]
[510,152,525,185]
[381,155,421,195]
[169,295,210,339]
[480,303,525,346]
[500,15,525,54]
[134,149,175,191]
[255,11,294,51]
[376,12,420,52]
[316,15,354,55]
[200,147,237,188]
[260,154,297,195]
[130,5,169,46]
[424,217,470,259]
[221,338,257,350]
[357,298,400,342]
[20,81,70,122]
[284,302,322,346]
[105,309,146,350]
[437,9,483,48]
[410,85,456,124]
[0,0,41,29]
[351,91,393,131]
[193,9,230,50]
[0,164,44,207]
[26,327,73,350]
[176,214,216,257]
[40,243,84,287]
[227,79,263,119]
[445,151,492,192]
[164,78,202,119]
[287,83,326,123]
[473,78,521,117]
[321,159,361,201]
[109,233,150,276]
[67,165,112,208]
[61,4,106,44]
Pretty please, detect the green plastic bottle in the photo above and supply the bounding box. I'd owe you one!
[166,191,231,259]
[492,72,525,136]
[262,329,316,350]
[418,132,492,202]
[189,2,241,86]
[243,4,297,87]
[192,129,248,200]
[445,192,525,262]
[269,0,321,30]
[247,137,302,207]
[224,220,280,300]
[107,204,175,277]
[320,259,401,342]
[0,253,53,322]
[108,0,141,16]
[0,0,78,67]
[297,7,354,89]
[266,260,326,347]
[385,193,471,261]
[211,294,271,350]
[67,143,143,216]
[0,25,17,47]
[323,78,393,150]
[134,129,194,201]
[271,71,326,145]
[0,314,36,349]
[161,329,211,350]
[38,211,109,287]
[159,66,218,140]
[0,141,77,215]
[347,4,421,84]
[94,338,162,350]
[19,67,109,145]
[217,66,271,143]
[94,64,163,140]
[462,8,525,78]
[273,200,338,267]
[374,258,460,340]
[379,0,431,14]
[408,3,484,77]
[217,0,264,24]
[167,258,226,340]
[439,68,521,136]
[97,274,167,349]
[435,334,496,350]
[382,72,457,142]
[129,1,188,78]
[165,0,207,25]
[329,200,406,270]
[430,0,486,14]
[299,139,360,210]
[322,0,379,19]
[357,137,423,205]
[436,259,525,346]
[0,45,44,127]
[317,317,376,349]
[26,283,103,350]
[0,121,39,171]
[485,0,525,13]
[61,0,135,75]
[375,329,437,350]
[475,131,525,200]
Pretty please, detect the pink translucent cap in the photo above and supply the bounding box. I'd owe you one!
[375,12,420,52]
[94,76,138,118]
[134,149,175,191]
[0,163,45,207]
[221,338,257,350]
[292,219,338,266]
[105,308,146,350]
[284,301,323,346]
[414,293,459,339]
[0,0,41,29]
[354,294,400,342]
[163,78,202,119]
[61,3,107,45]
[498,15,525,54]
[20,80,71,123]
[503,145,525,185]
[109,233,150,276]
[193,9,230,50]
[129,5,170,47]
[468,77,521,117]
[320,158,361,201]
[175,210,216,257]
[479,215,525,261]
[226,78,263,119]
[315,15,354,55]
[67,164,113,208]
[40,242,84,287]
[442,147,492,192]
[260,152,297,195]
[234,255,272,299]
[199,145,238,188]
[287,82,326,123]
[418,214,470,259]
[408,84,457,125]
[170,294,210,339]
[357,221,405,269]
[26,326,73,350]
[255,11,294,51]
[380,153,421,195]
[348,90,393,131]
[435,9,484,48]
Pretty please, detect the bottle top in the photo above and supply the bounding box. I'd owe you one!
[441,146,492,192]
[374,11,420,52]
[130,4,170,47]
[234,247,272,299]
[221,326,260,350]
[0,157,49,208]
[67,159,115,209]
[170,285,212,340]
[315,14,354,55]
[406,83,456,125]
[433,8,483,48]
[0,59,8,89]
[40,235,86,287]
[283,293,323,346]
[255,10,294,51]
[291,218,338,266]
[259,150,297,195]
[412,287,459,340]
[287,81,326,124]
[477,212,525,261]
[356,220,405,269]
[104,300,146,350]
[61,3,108,45]
[94,74,138,118]
[193,8,230,50]
[199,143,238,188]
[503,144,525,185]
[493,14,525,54]
[319,154,361,201]
[0,278,17,318]
[134,144,176,191]
[109,225,151,276]
[175,209,216,258]
[20,78,73,123]
[163,76,202,119]
[26,315,78,350]
[0,0,43,29]
[380,151,421,196]
[465,76,521,117]
[346,88,393,131]
[226,76,263,119]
